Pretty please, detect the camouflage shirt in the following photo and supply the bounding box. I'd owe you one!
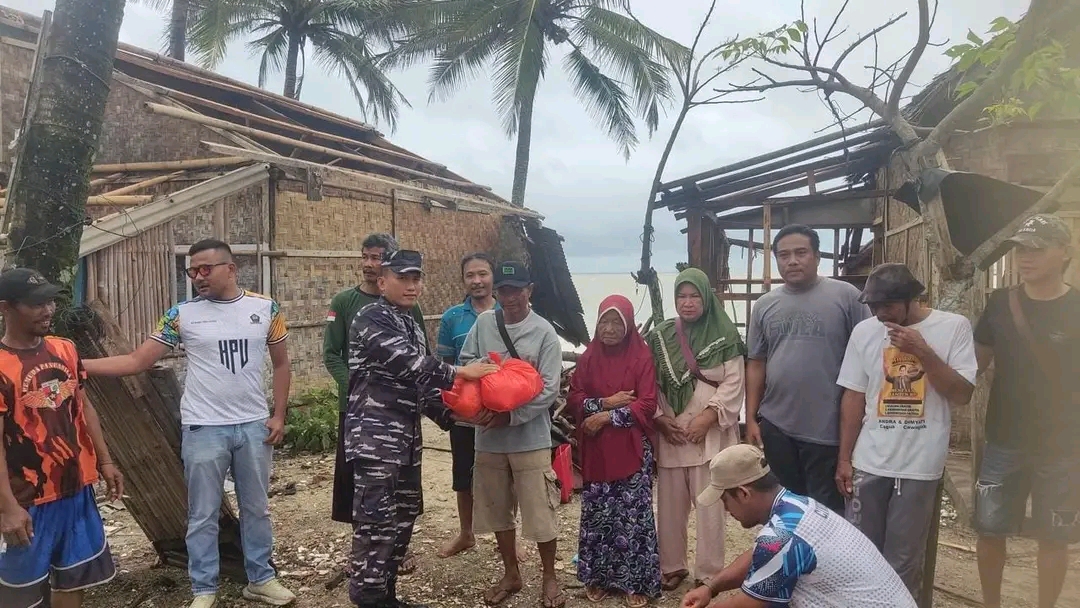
[345,298,456,466]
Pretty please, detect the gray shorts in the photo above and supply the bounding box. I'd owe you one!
[974,443,1080,544]
[845,470,938,598]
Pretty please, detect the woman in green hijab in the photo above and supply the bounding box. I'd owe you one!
[646,267,746,591]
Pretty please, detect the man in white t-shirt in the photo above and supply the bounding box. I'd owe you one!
[84,239,295,608]
[681,444,916,608]
[834,263,977,597]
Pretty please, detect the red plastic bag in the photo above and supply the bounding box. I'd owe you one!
[479,352,544,412]
[552,444,573,504]
[441,377,483,419]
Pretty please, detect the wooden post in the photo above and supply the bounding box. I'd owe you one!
[763,204,772,291]
[746,228,754,327]
[919,481,945,608]
[687,213,704,269]
[833,229,840,276]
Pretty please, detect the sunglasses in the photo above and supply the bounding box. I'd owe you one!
[185,262,229,279]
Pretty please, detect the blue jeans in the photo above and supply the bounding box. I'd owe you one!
[974,442,1080,544]
[182,420,276,595]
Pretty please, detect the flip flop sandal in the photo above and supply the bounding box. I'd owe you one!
[625,594,649,608]
[586,587,609,602]
[484,584,522,606]
[540,589,567,608]
[661,570,688,591]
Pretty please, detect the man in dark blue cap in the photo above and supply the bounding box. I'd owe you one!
[345,249,497,608]
[972,214,1079,608]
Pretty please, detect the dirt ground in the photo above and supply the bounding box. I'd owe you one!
[85,421,1080,608]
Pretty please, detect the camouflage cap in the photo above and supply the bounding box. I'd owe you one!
[1008,214,1072,249]
[859,263,925,304]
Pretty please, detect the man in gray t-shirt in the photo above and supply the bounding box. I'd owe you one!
[745,225,869,514]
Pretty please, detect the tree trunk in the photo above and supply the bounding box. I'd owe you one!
[4,0,125,299]
[510,94,536,209]
[283,35,301,99]
[168,0,188,61]
[637,102,691,326]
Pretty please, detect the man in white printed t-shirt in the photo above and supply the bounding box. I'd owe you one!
[84,239,295,608]
[681,444,916,608]
[834,263,977,597]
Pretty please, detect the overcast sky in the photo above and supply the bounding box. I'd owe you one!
[17,0,1031,273]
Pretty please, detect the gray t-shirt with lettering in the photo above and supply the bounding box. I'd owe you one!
[748,277,870,445]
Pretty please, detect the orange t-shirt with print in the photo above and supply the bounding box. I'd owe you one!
[0,337,99,507]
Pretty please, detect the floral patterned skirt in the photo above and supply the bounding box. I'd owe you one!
[576,441,662,597]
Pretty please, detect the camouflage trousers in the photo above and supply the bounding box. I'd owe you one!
[349,459,423,605]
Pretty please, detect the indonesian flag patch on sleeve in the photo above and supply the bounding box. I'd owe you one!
[326,310,336,322]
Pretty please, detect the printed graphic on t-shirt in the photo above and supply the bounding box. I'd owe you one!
[879,346,926,419]
[0,338,98,507]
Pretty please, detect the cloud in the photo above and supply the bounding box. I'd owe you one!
[13,0,1033,273]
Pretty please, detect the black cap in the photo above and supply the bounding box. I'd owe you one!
[1007,214,1072,249]
[494,261,531,288]
[0,268,63,304]
[381,249,423,274]
[859,263,925,304]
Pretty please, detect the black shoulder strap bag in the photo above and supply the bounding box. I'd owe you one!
[494,309,567,447]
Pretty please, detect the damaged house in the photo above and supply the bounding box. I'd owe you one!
[0,6,586,574]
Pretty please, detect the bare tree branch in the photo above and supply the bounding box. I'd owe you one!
[813,0,850,67]
[887,0,930,117]
[828,13,907,78]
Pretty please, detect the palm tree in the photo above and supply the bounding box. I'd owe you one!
[188,0,408,130]
[134,0,200,61]
[385,0,685,207]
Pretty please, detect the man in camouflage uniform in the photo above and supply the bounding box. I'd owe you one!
[345,249,497,608]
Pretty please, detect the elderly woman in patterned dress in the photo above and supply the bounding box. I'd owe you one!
[567,294,661,607]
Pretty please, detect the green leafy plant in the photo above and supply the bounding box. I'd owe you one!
[946,16,1080,125]
[285,387,339,453]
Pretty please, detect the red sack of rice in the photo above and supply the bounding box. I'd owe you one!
[480,352,545,412]
[441,377,483,418]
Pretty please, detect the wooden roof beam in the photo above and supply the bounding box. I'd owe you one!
[664,158,862,211]
[675,163,858,214]
[659,119,887,191]
[145,102,489,193]
[659,132,885,200]
[115,44,380,136]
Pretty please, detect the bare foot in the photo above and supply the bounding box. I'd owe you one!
[398,551,418,575]
[484,573,523,606]
[438,533,476,558]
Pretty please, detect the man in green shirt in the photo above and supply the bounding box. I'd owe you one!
[323,233,426,573]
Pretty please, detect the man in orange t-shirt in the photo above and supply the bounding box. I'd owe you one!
[0,268,123,608]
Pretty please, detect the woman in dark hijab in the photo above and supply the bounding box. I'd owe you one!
[568,295,660,607]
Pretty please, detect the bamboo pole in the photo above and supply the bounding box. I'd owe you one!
[147,86,446,171]
[0,194,153,211]
[0,172,125,198]
[100,171,184,196]
[144,102,490,192]
[92,157,249,173]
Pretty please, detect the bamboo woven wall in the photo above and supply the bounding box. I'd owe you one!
[271,180,505,389]
[85,224,175,347]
